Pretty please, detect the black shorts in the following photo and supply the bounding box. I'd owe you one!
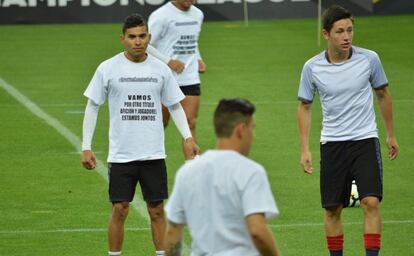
[108,159,168,203]
[180,84,201,96]
[320,138,383,208]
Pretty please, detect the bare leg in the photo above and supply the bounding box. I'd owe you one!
[162,105,170,129]
[324,205,343,236]
[147,201,167,250]
[324,205,344,254]
[108,202,129,252]
[180,95,200,140]
[361,196,381,233]
[180,96,200,159]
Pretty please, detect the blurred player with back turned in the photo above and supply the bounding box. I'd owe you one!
[164,98,281,256]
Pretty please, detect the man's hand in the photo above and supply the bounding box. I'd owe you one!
[387,136,399,160]
[198,59,206,73]
[183,137,200,160]
[82,150,96,170]
[300,151,313,174]
[168,59,185,74]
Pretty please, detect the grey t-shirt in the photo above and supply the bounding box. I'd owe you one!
[298,46,388,141]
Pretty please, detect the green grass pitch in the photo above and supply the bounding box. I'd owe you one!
[0,15,413,255]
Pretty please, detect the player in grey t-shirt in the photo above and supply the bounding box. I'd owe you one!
[297,5,399,256]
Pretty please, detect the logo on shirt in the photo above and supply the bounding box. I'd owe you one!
[119,77,158,83]
[175,21,198,26]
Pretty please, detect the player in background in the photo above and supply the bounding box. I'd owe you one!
[297,5,399,256]
[147,0,206,159]
[81,14,199,256]
[164,98,281,256]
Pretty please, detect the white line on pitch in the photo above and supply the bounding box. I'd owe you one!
[269,219,414,229]
[69,151,104,155]
[64,110,84,114]
[0,78,151,213]
[0,77,149,218]
[0,227,151,235]
[2,219,413,235]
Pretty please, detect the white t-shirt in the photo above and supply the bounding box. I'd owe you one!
[84,53,185,163]
[165,150,279,256]
[298,46,388,142]
[148,2,204,86]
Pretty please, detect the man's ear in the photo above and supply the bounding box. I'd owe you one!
[322,29,330,40]
[234,122,246,139]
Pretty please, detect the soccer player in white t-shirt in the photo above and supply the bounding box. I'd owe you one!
[80,14,200,256]
[147,0,206,159]
[297,5,399,256]
[164,98,281,256]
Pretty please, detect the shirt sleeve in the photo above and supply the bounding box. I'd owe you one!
[196,12,204,60]
[147,44,171,64]
[297,62,315,103]
[148,13,167,48]
[83,66,108,105]
[81,99,100,151]
[165,170,187,224]
[160,67,185,107]
[368,52,388,89]
[168,103,192,140]
[242,167,279,220]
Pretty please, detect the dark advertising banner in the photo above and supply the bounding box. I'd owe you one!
[0,0,413,24]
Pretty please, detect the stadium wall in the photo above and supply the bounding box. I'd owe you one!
[0,0,413,24]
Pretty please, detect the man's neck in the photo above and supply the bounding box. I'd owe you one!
[172,1,190,11]
[327,48,351,63]
[124,52,147,63]
[215,139,246,156]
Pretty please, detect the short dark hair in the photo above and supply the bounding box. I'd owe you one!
[122,14,147,34]
[214,98,255,138]
[322,5,353,32]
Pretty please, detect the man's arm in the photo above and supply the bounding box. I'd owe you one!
[246,213,280,256]
[164,220,185,256]
[195,47,206,73]
[168,103,200,159]
[146,44,184,74]
[375,87,399,160]
[81,99,99,170]
[297,101,313,174]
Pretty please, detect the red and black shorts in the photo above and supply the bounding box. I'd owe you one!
[108,159,168,203]
[320,138,383,208]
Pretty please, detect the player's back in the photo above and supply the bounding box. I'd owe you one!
[175,150,273,256]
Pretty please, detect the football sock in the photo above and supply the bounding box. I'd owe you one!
[366,250,380,256]
[364,233,381,256]
[108,251,121,256]
[327,234,344,256]
[156,250,165,256]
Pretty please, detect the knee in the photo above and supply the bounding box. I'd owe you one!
[147,201,165,221]
[361,197,380,212]
[112,203,129,222]
[325,206,342,221]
